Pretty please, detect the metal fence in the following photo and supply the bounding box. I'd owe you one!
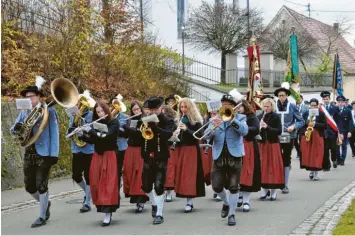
[167,57,333,88]
[189,88,210,101]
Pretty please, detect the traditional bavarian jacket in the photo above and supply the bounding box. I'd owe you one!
[276,99,304,139]
[203,113,248,160]
[67,110,94,154]
[115,112,129,151]
[10,107,59,158]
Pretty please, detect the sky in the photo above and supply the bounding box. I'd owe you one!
[237,0,355,46]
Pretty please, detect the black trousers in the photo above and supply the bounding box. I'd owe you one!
[211,156,242,194]
[323,138,338,170]
[141,158,167,196]
[294,133,301,157]
[350,131,355,156]
[72,152,93,185]
[23,152,57,194]
[280,139,295,167]
[117,150,126,181]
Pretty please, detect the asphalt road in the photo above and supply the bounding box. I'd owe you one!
[2,152,355,235]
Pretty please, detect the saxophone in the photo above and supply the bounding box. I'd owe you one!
[305,116,314,142]
[72,97,90,147]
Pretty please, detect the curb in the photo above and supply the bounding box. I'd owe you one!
[290,180,355,235]
[1,189,83,215]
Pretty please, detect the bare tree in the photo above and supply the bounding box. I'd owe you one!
[185,1,263,84]
[260,19,319,72]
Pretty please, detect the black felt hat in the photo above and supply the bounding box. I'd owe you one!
[147,96,164,109]
[165,94,175,104]
[320,91,331,98]
[143,100,149,108]
[274,87,291,97]
[20,85,44,97]
[221,94,237,106]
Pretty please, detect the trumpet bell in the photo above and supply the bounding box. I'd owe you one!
[51,78,79,108]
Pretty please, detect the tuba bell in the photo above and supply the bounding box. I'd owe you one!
[15,77,79,148]
[72,96,92,148]
[140,123,154,140]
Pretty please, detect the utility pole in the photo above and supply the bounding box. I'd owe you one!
[182,25,185,77]
[140,0,144,35]
[247,0,250,38]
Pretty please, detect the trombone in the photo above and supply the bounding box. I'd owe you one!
[192,103,242,140]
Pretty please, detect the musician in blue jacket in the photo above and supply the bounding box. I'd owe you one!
[274,85,304,194]
[10,81,59,228]
[335,95,353,165]
[320,91,342,169]
[204,94,248,226]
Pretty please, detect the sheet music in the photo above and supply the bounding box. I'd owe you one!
[309,108,319,117]
[93,123,108,133]
[15,99,32,110]
[130,120,138,128]
[206,100,222,112]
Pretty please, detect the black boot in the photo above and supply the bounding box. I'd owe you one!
[153,215,164,225]
[151,205,157,218]
[221,204,229,218]
[31,217,46,228]
[80,204,91,213]
[228,215,236,226]
[45,201,51,221]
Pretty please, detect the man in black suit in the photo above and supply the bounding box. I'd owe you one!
[139,96,175,225]
[336,96,353,165]
[320,91,342,169]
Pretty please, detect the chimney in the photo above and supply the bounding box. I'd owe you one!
[333,23,339,33]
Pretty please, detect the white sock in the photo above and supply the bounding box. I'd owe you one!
[243,192,251,204]
[228,193,238,216]
[270,189,277,198]
[217,189,229,205]
[261,188,269,197]
[103,213,111,223]
[31,192,40,201]
[39,192,49,219]
[314,171,318,177]
[186,198,193,205]
[146,191,156,206]
[166,190,172,198]
[77,179,86,191]
[285,167,290,188]
[156,195,164,216]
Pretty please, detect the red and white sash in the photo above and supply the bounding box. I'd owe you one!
[319,105,338,132]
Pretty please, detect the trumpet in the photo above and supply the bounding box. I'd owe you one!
[140,123,154,140]
[192,103,242,140]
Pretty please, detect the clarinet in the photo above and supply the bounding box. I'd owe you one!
[171,114,184,150]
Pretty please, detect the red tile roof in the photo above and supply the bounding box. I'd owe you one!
[283,6,355,73]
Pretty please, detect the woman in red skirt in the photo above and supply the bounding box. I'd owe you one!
[299,98,326,181]
[122,101,149,213]
[80,100,120,227]
[162,105,178,202]
[258,98,285,201]
[237,100,261,211]
[173,97,205,212]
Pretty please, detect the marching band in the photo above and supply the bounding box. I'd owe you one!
[9,76,355,228]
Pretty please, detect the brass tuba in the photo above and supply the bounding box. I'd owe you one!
[15,78,79,148]
[72,96,91,147]
[140,123,154,140]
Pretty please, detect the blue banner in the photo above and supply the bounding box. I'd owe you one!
[335,54,343,96]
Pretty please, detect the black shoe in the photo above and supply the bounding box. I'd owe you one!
[333,161,338,168]
[184,204,193,213]
[153,215,164,225]
[339,160,345,166]
[31,217,46,228]
[221,204,229,218]
[135,204,144,213]
[213,193,217,199]
[237,196,243,207]
[228,215,236,226]
[45,201,51,221]
[80,204,91,213]
[259,190,270,200]
[101,213,112,227]
[151,205,157,218]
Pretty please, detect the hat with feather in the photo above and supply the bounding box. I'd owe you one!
[20,76,46,97]
[274,82,291,97]
[79,90,96,108]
